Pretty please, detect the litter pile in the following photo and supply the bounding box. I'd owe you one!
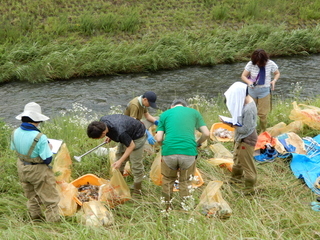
[252,102,320,195]
[53,144,130,227]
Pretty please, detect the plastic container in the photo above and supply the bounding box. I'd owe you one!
[71,174,102,206]
[210,123,235,142]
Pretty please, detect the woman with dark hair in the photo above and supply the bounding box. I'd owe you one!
[241,49,280,132]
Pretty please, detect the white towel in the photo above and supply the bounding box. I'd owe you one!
[224,82,247,125]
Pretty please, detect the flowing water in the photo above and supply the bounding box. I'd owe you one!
[1,54,319,126]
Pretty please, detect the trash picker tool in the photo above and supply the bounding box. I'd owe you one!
[74,142,107,162]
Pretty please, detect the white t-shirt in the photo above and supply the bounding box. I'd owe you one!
[245,60,278,88]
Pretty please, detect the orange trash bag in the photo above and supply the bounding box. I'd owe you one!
[196,180,232,219]
[254,131,277,150]
[289,101,320,130]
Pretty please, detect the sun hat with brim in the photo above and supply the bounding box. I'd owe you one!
[15,102,49,122]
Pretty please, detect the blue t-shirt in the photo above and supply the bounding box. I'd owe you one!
[11,128,52,161]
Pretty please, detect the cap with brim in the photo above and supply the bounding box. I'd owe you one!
[15,102,49,122]
[143,91,158,109]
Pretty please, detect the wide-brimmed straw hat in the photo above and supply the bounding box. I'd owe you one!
[15,102,49,122]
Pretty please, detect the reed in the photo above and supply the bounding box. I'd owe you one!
[0,0,319,82]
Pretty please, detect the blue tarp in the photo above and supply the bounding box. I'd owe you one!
[290,134,320,194]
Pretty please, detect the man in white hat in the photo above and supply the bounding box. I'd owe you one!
[10,102,60,222]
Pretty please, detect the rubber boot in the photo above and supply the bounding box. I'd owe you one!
[132,182,142,198]
[243,178,256,195]
[230,166,243,185]
[162,192,172,211]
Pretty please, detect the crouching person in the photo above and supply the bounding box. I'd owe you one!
[155,99,209,210]
[11,102,60,222]
[87,114,147,197]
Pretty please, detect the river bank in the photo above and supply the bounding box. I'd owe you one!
[0,0,320,83]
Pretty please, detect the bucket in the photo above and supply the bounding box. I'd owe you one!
[210,123,235,142]
[71,174,102,206]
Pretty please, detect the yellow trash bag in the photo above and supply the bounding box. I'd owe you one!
[289,101,320,130]
[53,143,72,183]
[56,181,78,216]
[267,121,303,137]
[108,146,131,177]
[207,143,233,172]
[99,169,131,208]
[150,150,162,186]
[196,180,232,218]
[81,200,114,227]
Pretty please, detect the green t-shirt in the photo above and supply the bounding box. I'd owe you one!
[157,106,206,156]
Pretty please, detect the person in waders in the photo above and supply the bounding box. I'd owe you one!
[222,82,258,195]
[11,102,60,222]
[241,49,280,133]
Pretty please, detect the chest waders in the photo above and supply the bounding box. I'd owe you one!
[12,132,45,164]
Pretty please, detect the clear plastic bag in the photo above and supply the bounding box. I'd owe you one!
[82,200,114,227]
[196,180,232,218]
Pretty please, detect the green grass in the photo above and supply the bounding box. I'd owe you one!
[0,0,319,82]
[1,94,320,239]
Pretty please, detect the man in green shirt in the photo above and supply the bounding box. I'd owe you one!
[155,99,209,210]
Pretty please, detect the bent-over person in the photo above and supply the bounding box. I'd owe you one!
[87,114,147,196]
[155,99,209,210]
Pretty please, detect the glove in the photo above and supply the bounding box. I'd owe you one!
[154,120,159,126]
[146,130,156,145]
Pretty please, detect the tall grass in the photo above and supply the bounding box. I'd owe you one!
[0,23,319,83]
[0,0,319,82]
[1,94,320,239]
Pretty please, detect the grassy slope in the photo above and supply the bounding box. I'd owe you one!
[1,97,320,239]
[0,0,319,82]
[1,1,320,239]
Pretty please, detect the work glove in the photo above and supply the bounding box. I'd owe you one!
[146,130,156,145]
[154,120,159,126]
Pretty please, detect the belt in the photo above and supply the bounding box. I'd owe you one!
[20,160,43,165]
